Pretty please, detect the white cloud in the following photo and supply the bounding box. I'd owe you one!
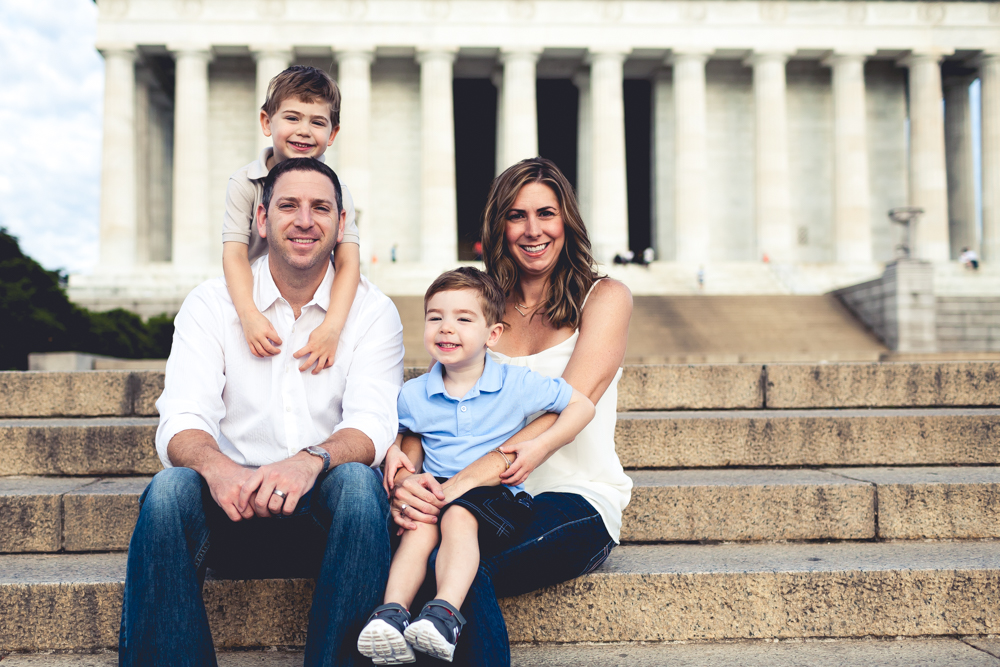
[0,0,103,274]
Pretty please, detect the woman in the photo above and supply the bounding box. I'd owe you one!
[387,157,633,666]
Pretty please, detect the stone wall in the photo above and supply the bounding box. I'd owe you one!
[835,260,936,352]
[937,297,1000,352]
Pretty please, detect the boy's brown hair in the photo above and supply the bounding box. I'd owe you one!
[424,267,507,327]
[262,65,341,127]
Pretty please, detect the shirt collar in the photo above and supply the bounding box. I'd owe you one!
[426,353,504,400]
[247,147,328,181]
[247,147,273,181]
[252,254,335,315]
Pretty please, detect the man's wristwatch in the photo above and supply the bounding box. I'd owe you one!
[304,446,330,474]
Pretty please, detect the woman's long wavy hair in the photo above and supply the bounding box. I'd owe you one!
[481,157,602,331]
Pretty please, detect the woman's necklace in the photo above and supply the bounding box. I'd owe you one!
[514,301,538,317]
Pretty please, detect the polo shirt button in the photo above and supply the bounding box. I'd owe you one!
[460,406,467,412]
[285,406,292,413]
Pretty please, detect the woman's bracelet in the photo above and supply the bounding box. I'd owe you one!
[491,448,512,470]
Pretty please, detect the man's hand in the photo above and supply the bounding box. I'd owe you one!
[239,451,324,517]
[202,458,259,522]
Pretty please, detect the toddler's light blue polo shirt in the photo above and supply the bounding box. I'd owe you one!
[397,354,573,493]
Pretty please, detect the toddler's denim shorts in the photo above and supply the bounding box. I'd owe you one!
[439,479,534,556]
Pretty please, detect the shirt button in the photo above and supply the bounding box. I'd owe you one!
[285,405,292,413]
[461,406,467,412]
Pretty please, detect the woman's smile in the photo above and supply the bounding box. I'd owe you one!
[505,182,565,275]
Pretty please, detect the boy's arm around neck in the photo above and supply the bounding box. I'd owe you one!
[223,241,283,357]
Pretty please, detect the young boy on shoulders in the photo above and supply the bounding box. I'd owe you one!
[357,267,595,664]
[222,65,360,373]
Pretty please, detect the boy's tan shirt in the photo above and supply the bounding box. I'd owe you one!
[223,147,360,264]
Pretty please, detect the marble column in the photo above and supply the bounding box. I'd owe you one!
[499,48,540,169]
[748,52,794,262]
[652,67,674,261]
[418,49,458,264]
[253,47,293,153]
[493,70,506,177]
[671,51,710,264]
[335,49,374,261]
[97,46,138,270]
[982,55,1000,263]
[943,75,977,259]
[588,50,630,263]
[134,67,152,266]
[170,46,213,270]
[573,71,592,226]
[900,53,950,261]
[826,53,873,262]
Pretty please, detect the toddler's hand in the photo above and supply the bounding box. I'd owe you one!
[294,323,340,374]
[499,438,548,487]
[383,443,416,494]
[241,311,282,357]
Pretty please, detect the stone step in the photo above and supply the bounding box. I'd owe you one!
[2,361,998,418]
[2,542,998,651]
[4,467,1000,553]
[3,408,998,477]
[0,419,160,476]
[5,638,1000,666]
[618,408,1000,468]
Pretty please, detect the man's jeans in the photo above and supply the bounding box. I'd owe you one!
[119,463,390,667]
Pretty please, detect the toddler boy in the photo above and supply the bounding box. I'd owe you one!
[222,65,361,373]
[357,267,595,663]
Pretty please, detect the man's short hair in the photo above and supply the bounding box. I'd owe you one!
[261,158,343,216]
[262,65,341,127]
[424,267,507,327]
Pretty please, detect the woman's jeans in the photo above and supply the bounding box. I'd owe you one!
[118,463,390,667]
[413,491,616,667]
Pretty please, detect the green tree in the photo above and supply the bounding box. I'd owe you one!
[0,228,174,370]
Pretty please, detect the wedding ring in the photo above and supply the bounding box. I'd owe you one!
[273,489,287,499]
[400,503,408,513]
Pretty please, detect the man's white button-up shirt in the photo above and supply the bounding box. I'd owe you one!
[155,255,405,470]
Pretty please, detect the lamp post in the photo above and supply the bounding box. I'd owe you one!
[888,207,924,259]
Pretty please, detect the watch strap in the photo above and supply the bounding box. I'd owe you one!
[305,446,330,474]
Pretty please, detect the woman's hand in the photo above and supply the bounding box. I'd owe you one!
[390,472,446,531]
[382,442,416,494]
[499,437,550,487]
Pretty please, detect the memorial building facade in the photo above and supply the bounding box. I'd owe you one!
[72,0,1000,313]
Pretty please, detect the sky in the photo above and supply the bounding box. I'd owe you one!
[0,0,103,274]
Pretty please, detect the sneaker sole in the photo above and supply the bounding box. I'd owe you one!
[357,618,416,665]
[404,619,456,662]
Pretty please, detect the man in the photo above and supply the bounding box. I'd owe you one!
[120,158,404,667]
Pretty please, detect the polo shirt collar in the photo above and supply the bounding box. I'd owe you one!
[426,353,504,400]
[253,254,335,315]
[247,147,328,181]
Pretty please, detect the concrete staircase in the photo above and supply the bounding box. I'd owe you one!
[391,294,891,367]
[1,362,999,664]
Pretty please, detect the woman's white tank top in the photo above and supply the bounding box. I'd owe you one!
[488,281,633,543]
